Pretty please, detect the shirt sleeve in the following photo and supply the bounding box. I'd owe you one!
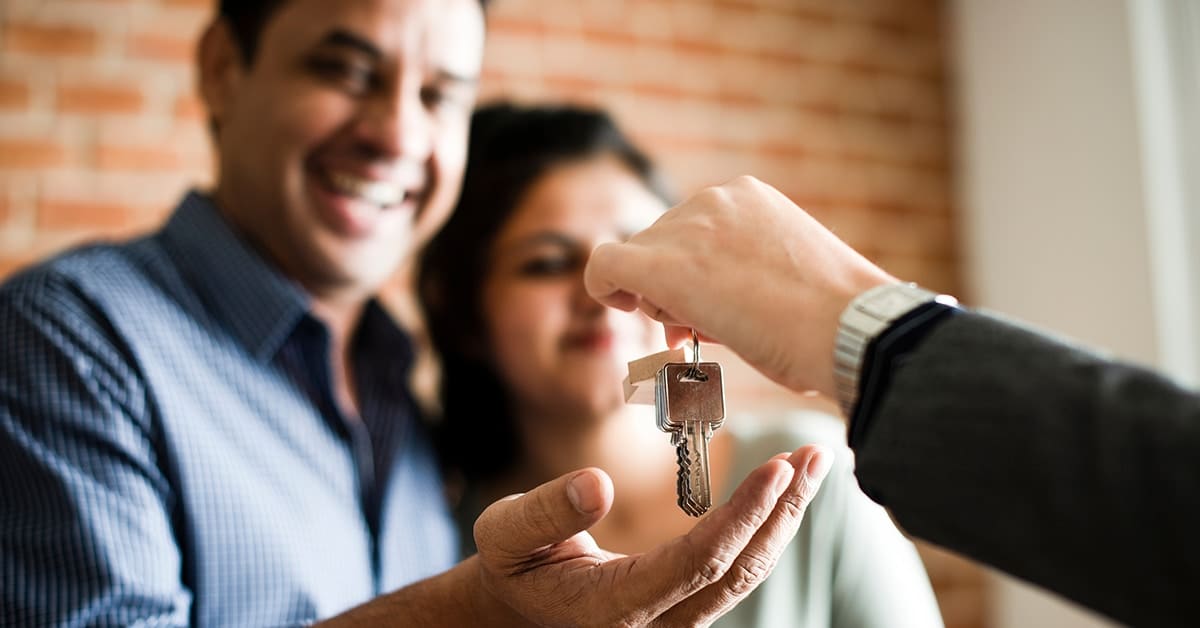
[0,270,191,626]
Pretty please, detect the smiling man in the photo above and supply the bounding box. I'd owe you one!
[0,1,832,626]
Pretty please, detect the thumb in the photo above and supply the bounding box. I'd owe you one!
[473,468,614,562]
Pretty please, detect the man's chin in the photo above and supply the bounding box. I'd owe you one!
[298,243,405,299]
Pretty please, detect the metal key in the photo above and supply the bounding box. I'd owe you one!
[656,351,725,517]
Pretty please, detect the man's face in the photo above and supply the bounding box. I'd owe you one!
[206,0,484,299]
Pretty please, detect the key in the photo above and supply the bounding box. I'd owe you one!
[657,360,725,516]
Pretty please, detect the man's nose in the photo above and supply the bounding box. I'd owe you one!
[353,78,433,161]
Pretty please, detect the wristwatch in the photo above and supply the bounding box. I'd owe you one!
[833,282,959,418]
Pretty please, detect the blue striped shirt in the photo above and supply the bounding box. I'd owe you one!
[0,192,458,626]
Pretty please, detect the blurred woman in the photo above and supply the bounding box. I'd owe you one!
[419,102,943,627]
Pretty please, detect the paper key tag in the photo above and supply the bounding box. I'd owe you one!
[623,347,687,404]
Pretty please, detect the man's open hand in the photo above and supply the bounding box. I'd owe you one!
[473,445,832,627]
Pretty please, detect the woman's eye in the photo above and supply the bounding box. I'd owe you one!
[420,86,447,109]
[306,56,376,95]
[518,256,576,277]
[421,84,470,113]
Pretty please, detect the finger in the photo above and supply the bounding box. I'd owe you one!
[584,242,654,308]
[663,325,719,349]
[639,299,683,327]
[598,289,641,312]
[474,467,614,566]
[660,446,834,625]
[608,457,796,622]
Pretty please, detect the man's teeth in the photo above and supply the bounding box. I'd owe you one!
[328,172,405,207]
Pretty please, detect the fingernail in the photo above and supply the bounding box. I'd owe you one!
[567,472,600,514]
[805,448,833,482]
[773,463,795,496]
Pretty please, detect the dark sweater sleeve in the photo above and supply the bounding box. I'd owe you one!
[851,310,1200,627]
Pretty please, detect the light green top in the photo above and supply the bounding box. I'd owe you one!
[712,411,943,628]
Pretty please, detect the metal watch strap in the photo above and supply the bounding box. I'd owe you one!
[833,282,958,418]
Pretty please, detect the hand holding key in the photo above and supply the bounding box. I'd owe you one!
[472,445,832,627]
[585,175,895,398]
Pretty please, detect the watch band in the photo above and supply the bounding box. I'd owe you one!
[833,282,958,418]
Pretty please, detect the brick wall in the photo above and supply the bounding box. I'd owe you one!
[477,0,960,295]
[0,0,212,275]
[0,0,982,625]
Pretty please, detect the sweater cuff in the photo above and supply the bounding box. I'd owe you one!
[847,303,960,455]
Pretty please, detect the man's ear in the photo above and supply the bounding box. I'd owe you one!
[196,19,245,135]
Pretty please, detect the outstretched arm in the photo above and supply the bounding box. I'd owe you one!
[583,175,1200,625]
[322,446,833,626]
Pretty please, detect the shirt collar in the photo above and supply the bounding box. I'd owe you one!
[356,298,416,383]
[158,191,310,362]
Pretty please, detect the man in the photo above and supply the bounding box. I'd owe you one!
[585,175,1200,626]
[0,3,830,626]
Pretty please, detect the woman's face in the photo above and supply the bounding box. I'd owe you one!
[482,154,667,420]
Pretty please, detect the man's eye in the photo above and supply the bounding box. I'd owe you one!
[306,56,376,95]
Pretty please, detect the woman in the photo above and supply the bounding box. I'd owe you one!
[418,102,943,627]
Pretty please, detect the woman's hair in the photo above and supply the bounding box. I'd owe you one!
[418,101,671,483]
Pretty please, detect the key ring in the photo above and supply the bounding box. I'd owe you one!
[682,328,709,382]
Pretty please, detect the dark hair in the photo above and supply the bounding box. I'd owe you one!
[218,1,288,64]
[418,102,671,483]
[218,0,490,65]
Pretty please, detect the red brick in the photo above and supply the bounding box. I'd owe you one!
[628,82,691,102]
[487,17,547,38]
[917,542,987,586]
[3,233,117,277]
[0,255,38,282]
[95,144,185,171]
[127,32,196,63]
[174,95,206,121]
[711,0,837,26]
[933,584,989,628]
[714,89,764,108]
[540,75,606,100]
[37,198,135,231]
[58,84,145,115]
[756,141,808,160]
[0,139,68,169]
[2,24,97,57]
[0,79,31,110]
